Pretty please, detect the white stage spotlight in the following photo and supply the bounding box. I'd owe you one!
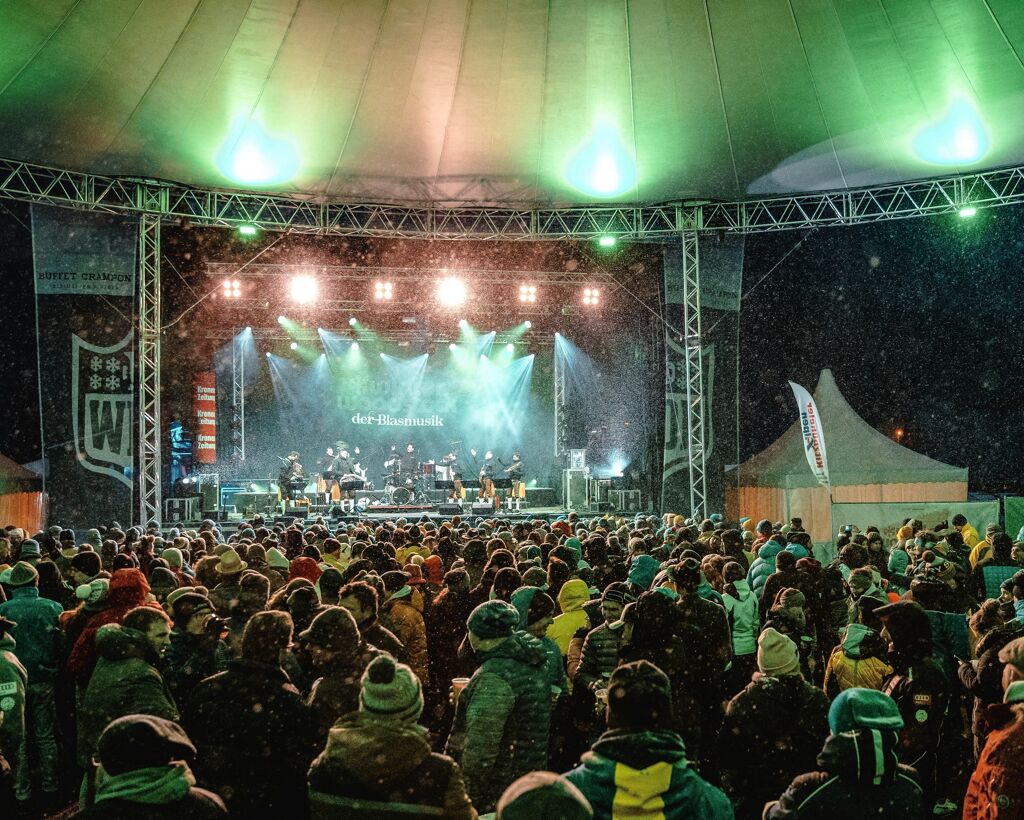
[438,278,467,306]
[289,275,319,304]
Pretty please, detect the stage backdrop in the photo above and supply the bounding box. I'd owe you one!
[661,236,742,516]
[32,205,136,528]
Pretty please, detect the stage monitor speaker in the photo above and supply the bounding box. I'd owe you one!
[283,507,307,518]
[562,469,588,509]
[202,509,227,522]
[471,502,495,515]
[437,503,463,516]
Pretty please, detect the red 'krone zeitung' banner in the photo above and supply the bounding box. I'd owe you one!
[192,371,217,464]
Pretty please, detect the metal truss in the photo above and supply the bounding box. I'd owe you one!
[137,213,163,527]
[553,347,567,458]
[204,326,556,348]
[230,336,245,464]
[680,231,707,519]
[6,156,1024,239]
[206,262,618,286]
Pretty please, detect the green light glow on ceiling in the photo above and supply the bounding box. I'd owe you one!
[217,117,300,186]
[565,121,637,197]
[912,98,989,166]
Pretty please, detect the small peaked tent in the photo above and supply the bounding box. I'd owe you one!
[0,454,46,535]
[727,369,966,543]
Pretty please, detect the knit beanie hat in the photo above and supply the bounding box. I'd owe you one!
[522,566,549,589]
[18,540,41,561]
[299,606,359,653]
[97,715,197,777]
[828,687,904,734]
[510,586,555,629]
[84,528,103,549]
[607,659,673,729]
[757,627,801,677]
[999,636,1024,677]
[266,547,289,569]
[359,654,424,723]
[70,551,102,578]
[170,592,213,625]
[775,587,806,611]
[467,600,521,639]
[148,566,179,592]
[75,578,110,605]
[601,582,634,605]
[496,771,593,820]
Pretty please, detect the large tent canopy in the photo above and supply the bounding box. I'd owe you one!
[3,0,1024,206]
[728,369,967,542]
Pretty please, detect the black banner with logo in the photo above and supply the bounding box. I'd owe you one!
[32,206,137,528]
[661,236,743,516]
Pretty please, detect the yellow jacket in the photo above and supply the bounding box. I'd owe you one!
[546,579,591,655]
[959,523,980,549]
[969,538,993,569]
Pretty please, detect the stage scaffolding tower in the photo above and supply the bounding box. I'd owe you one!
[680,231,708,520]
[553,348,567,458]
[137,213,162,527]
[231,336,245,463]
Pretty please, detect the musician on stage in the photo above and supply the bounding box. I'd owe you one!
[401,443,418,475]
[317,444,340,500]
[278,452,304,500]
[505,451,525,500]
[479,450,495,499]
[442,449,464,501]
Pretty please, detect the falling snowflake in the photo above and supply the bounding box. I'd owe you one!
[90,357,103,372]
[106,357,119,373]
[89,374,101,389]
[105,375,121,390]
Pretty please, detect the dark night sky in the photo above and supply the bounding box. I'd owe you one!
[1,199,1020,492]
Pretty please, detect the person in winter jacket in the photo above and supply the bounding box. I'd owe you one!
[953,514,980,550]
[67,568,161,687]
[547,579,592,656]
[445,601,551,813]
[970,533,1019,603]
[875,600,949,813]
[764,687,922,819]
[573,584,632,694]
[958,600,1024,759]
[301,606,381,740]
[0,561,63,802]
[564,659,732,820]
[723,561,759,696]
[0,615,27,813]
[717,628,829,820]
[495,771,593,820]
[969,523,1002,569]
[759,551,802,622]
[380,571,429,685]
[625,554,660,595]
[510,587,565,696]
[338,581,408,662]
[748,538,784,599]
[308,654,476,819]
[963,680,1024,819]
[71,714,227,820]
[823,622,892,698]
[428,569,474,686]
[163,593,229,705]
[78,607,177,770]
[183,611,320,819]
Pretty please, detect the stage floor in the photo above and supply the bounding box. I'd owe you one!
[163,505,651,534]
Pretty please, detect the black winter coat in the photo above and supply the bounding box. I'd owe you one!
[183,659,320,819]
[765,728,923,819]
[717,674,830,820]
[958,620,1024,741]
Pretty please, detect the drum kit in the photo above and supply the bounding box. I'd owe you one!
[383,460,435,505]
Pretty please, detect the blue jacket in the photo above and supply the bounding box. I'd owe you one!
[748,541,784,599]
[0,587,63,682]
[565,729,733,819]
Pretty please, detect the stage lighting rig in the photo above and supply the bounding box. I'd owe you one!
[582,287,601,307]
[518,284,537,303]
[289,275,319,304]
[221,279,241,299]
[438,278,467,306]
[374,281,393,300]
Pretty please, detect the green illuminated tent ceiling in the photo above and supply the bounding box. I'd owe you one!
[3,0,1024,206]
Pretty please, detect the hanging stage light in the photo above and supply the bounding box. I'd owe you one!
[289,275,318,304]
[582,287,601,307]
[438,278,467,306]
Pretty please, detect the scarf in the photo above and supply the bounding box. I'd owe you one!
[95,762,195,805]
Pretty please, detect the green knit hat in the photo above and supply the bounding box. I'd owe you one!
[359,654,423,723]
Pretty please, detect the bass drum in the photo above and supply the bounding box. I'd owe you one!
[389,485,412,505]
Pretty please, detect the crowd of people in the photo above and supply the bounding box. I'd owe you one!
[0,510,1022,818]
